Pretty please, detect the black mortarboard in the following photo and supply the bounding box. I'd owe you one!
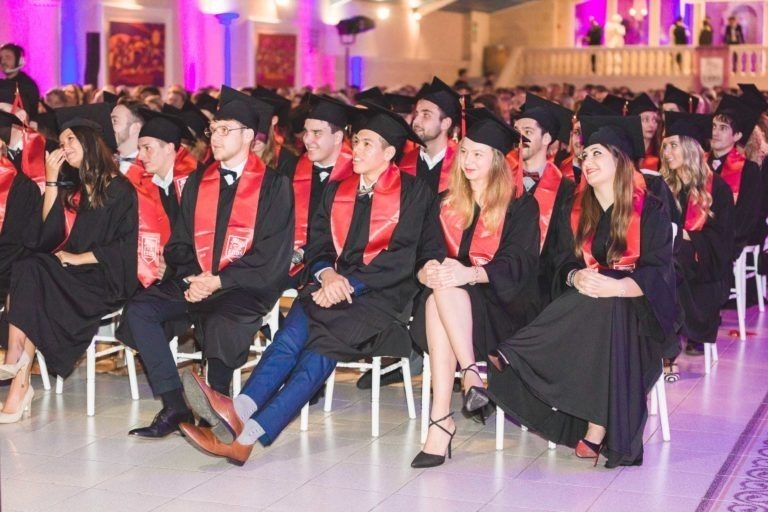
[138,109,194,148]
[252,86,292,123]
[177,101,209,139]
[102,90,119,105]
[220,85,274,136]
[194,92,219,114]
[416,76,461,119]
[30,111,57,138]
[354,100,424,151]
[662,84,699,112]
[55,103,117,151]
[578,96,616,117]
[715,94,760,143]
[354,87,388,108]
[521,93,572,144]
[602,94,628,115]
[0,110,23,145]
[580,115,645,160]
[289,102,311,135]
[306,94,353,128]
[518,106,561,145]
[465,108,524,155]
[738,83,768,112]
[663,111,713,149]
[385,93,417,115]
[627,93,658,115]
[0,80,16,105]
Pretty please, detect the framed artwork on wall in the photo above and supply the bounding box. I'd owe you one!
[256,33,296,88]
[108,21,166,86]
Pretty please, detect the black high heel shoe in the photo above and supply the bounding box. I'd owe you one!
[487,349,510,372]
[461,363,490,413]
[411,412,456,468]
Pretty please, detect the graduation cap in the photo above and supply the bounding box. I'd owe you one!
[102,90,119,105]
[715,94,760,143]
[54,103,118,151]
[0,80,16,106]
[663,111,713,149]
[578,96,616,117]
[306,94,354,128]
[219,85,275,136]
[194,92,219,114]
[521,93,572,144]
[662,84,699,112]
[416,76,461,120]
[30,111,58,139]
[0,110,23,145]
[354,87,388,108]
[288,102,311,135]
[738,83,768,113]
[177,101,209,139]
[252,86,292,123]
[385,93,416,115]
[138,109,194,148]
[354,100,423,152]
[214,86,260,134]
[580,115,645,160]
[465,108,524,155]
[602,94,629,115]
[627,93,658,116]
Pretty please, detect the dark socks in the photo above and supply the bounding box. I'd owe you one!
[207,358,234,396]
[160,388,188,412]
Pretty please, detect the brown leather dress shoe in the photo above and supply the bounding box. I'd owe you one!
[179,422,254,466]
[182,371,244,444]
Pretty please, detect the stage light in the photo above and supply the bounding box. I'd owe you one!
[376,6,390,20]
[412,10,422,21]
[275,0,289,6]
[629,8,636,16]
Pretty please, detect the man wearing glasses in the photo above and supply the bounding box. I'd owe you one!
[122,91,294,439]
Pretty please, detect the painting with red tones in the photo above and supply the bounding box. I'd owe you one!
[256,34,296,88]
[108,22,166,86]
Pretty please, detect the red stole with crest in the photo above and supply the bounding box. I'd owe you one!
[55,191,80,253]
[21,128,46,193]
[289,150,353,276]
[440,201,503,266]
[533,161,564,252]
[719,147,745,203]
[684,170,714,232]
[194,153,265,273]
[398,140,457,194]
[0,156,17,232]
[173,147,198,199]
[330,164,401,265]
[570,171,646,271]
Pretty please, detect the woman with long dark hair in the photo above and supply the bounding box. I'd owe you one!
[0,104,138,423]
[410,109,540,468]
[485,116,676,468]
[660,112,734,375]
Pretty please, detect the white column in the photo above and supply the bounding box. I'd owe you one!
[606,0,618,19]
[692,1,704,46]
[469,10,490,77]
[648,0,661,46]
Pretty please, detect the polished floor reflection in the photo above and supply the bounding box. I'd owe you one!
[1,307,767,511]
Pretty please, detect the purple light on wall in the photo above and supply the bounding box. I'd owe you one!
[177,0,204,90]
[574,0,606,46]
[0,0,58,93]
[296,0,315,87]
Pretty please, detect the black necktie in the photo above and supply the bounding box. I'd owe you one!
[220,168,237,182]
[118,156,134,163]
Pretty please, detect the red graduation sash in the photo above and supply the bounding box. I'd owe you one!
[54,191,80,253]
[330,164,401,265]
[719,147,744,203]
[289,150,353,276]
[570,171,646,271]
[440,201,503,266]
[20,128,46,193]
[0,156,18,233]
[398,140,457,193]
[559,154,576,181]
[172,147,198,200]
[533,161,563,252]
[194,153,265,273]
[639,146,659,172]
[684,170,714,232]
[506,148,525,199]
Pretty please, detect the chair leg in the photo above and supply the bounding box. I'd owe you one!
[712,342,719,362]
[323,369,336,413]
[495,406,505,450]
[232,369,241,396]
[86,341,96,416]
[36,351,51,391]
[650,379,659,414]
[55,376,64,394]
[704,343,712,374]
[125,348,140,400]
[420,354,431,444]
[655,373,671,442]
[548,441,557,450]
[736,256,747,340]
[400,357,416,419]
[371,357,381,437]
[300,402,309,431]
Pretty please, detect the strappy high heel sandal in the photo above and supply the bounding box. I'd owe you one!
[575,438,603,467]
[411,412,456,468]
[461,363,489,413]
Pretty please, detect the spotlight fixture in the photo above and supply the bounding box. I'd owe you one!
[376,6,390,20]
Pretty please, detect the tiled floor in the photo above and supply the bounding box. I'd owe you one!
[1,307,768,511]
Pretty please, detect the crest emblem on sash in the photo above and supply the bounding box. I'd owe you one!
[140,233,161,264]
[224,235,249,260]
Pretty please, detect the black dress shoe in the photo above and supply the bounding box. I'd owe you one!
[356,368,404,390]
[128,407,195,439]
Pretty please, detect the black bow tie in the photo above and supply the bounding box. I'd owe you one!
[220,168,237,181]
[357,184,375,198]
[118,156,135,163]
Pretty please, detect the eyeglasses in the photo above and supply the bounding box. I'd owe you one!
[204,125,249,138]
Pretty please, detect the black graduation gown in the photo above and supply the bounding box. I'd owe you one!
[6,177,138,377]
[275,149,299,177]
[488,194,675,468]
[0,172,41,300]
[10,71,41,115]
[158,167,294,367]
[410,194,540,359]
[300,172,435,361]
[415,155,444,195]
[536,177,577,309]
[709,153,761,258]
[676,174,735,343]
